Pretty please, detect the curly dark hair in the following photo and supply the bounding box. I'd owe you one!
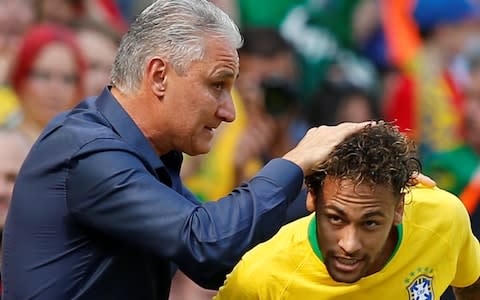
[305,122,420,199]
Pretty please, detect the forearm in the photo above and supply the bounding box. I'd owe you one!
[181,159,304,288]
[453,277,480,300]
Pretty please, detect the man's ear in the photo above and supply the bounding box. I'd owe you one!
[146,56,168,97]
[394,194,405,225]
[306,189,317,212]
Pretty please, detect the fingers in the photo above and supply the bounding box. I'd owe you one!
[283,121,373,176]
[334,120,376,133]
[411,172,436,187]
[309,121,374,143]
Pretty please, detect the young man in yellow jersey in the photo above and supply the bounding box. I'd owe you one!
[215,123,480,300]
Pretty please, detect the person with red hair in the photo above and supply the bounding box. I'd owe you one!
[9,23,85,144]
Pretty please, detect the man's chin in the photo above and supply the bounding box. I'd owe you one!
[184,146,211,156]
[329,273,363,284]
[326,260,365,283]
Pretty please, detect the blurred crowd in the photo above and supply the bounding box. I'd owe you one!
[0,0,479,299]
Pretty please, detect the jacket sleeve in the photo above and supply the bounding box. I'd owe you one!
[66,139,303,288]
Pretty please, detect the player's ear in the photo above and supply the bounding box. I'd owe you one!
[306,189,317,212]
[394,194,405,225]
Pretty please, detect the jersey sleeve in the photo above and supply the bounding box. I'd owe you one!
[450,194,480,287]
[214,259,262,300]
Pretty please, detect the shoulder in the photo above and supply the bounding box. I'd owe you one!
[51,105,119,147]
[253,214,312,256]
[405,185,472,240]
[406,185,468,218]
[217,216,312,298]
[36,101,131,161]
[19,99,141,186]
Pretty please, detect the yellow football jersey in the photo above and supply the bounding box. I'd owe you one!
[215,186,480,299]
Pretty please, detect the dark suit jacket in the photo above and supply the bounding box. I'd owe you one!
[2,88,303,299]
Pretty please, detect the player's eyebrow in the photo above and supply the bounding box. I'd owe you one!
[324,205,347,217]
[362,211,386,219]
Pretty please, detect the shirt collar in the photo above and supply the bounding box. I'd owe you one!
[308,214,325,262]
[94,87,164,170]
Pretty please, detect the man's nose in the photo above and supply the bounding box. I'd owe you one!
[338,226,362,255]
[216,92,236,123]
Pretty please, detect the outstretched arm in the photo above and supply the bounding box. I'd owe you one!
[453,277,480,300]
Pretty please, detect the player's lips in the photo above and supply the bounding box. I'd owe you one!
[333,256,362,272]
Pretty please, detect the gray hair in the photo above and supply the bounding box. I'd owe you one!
[110,0,242,93]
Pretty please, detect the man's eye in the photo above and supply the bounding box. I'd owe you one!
[364,220,379,229]
[328,215,343,225]
[212,82,224,90]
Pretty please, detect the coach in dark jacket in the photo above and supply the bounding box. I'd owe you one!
[1,0,369,299]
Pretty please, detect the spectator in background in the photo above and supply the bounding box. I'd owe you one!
[8,23,85,145]
[423,53,480,200]
[237,0,378,103]
[73,19,120,96]
[308,82,379,127]
[115,0,135,24]
[0,0,34,83]
[34,0,83,25]
[210,0,239,23]
[82,0,128,34]
[458,53,480,239]
[231,27,302,183]
[383,0,479,195]
[0,130,30,254]
[0,129,30,296]
[34,0,127,34]
[333,88,378,123]
[0,0,34,126]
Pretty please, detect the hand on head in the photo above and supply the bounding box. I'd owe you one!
[283,121,375,176]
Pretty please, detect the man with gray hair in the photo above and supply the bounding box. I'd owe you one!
[2,0,369,299]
